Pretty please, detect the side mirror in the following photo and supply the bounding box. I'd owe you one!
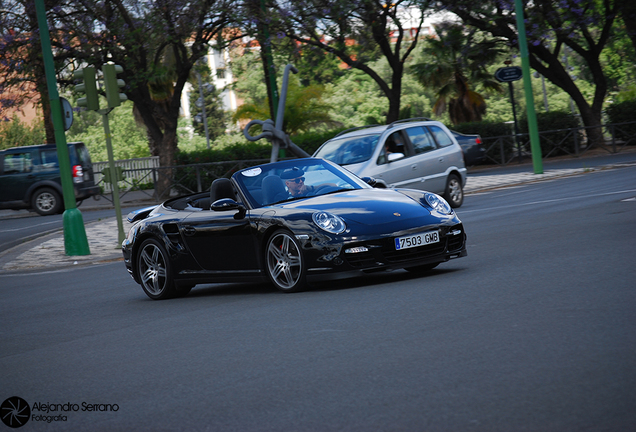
[211,198,246,219]
[387,152,405,162]
[361,176,377,187]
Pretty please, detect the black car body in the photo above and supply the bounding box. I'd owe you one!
[451,131,486,166]
[122,158,467,299]
[0,142,100,215]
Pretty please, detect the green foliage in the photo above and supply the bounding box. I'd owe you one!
[66,101,150,162]
[188,78,228,141]
[0,116,46,150]
[519,111,581,157]
[606,100,636,141]
[411,23,506,125]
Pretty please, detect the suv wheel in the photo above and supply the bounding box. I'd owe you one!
[32,187,62,216]
[443,174,464,208]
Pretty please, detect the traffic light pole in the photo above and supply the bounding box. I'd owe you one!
[35,0,90,256]
[101,109,125,245]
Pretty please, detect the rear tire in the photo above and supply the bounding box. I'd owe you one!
[443,174,464,208]
[32,187,62,216]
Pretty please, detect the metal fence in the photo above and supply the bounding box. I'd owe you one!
[480,121,636,166]
[94,121,636,201]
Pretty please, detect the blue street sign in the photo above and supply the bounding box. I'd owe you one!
[495,66,523,82]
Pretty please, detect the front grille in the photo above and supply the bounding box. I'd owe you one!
[343,224,465,268]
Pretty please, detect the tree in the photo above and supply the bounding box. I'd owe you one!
[188,70,228,143]
[267,0,434,124]
[233,75,340,135]
[440,0,621,146]
[0,0,75,142]
[411,22,505,124]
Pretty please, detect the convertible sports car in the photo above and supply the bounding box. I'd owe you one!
[122,158,467,299]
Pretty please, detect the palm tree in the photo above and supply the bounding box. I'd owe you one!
[234,78,340,135]
[411,22,505,125]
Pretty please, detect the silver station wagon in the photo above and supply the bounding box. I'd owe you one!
[313,118,467,207]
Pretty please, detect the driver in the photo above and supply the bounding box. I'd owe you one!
[281,167,315,197]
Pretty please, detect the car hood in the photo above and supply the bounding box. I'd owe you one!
[274,188,435,226]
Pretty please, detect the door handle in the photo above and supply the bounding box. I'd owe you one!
[411,164,417,170]
[182,226,196,236]
[438,157,444,163]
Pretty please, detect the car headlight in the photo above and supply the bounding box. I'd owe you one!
[424,193,452,215]
[312,211,346,234]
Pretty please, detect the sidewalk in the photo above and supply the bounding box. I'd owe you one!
[2,150,635,274]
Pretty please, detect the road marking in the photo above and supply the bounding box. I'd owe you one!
[459,189,636,214]
[0,220,60,233]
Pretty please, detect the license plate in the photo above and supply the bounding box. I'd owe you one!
[395,230,440,250]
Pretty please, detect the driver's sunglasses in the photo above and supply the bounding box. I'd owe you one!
[288,177,305,184]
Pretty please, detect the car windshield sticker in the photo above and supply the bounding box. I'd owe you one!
[242,167,262,177]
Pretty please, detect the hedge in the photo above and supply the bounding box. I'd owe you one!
[606,100,636,142]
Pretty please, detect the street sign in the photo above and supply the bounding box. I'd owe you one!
[60,97,73,131]
[495,66,523,82]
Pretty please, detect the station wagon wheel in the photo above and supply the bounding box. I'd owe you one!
[137,238,177,300]
[266,230,306,293]
[444,174,464,208]
[32,187,62,216]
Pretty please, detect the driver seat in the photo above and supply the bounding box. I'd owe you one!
[210,178,235,203]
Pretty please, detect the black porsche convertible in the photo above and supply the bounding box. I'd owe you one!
[122,158,467,299]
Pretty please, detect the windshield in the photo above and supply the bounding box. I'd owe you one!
[314,134,379,165]
[233,158,371,208]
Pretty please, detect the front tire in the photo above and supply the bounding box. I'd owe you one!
[266,230,306,293]
[137,238,176,300]
[444,174,464,208]
[32,187,62,216]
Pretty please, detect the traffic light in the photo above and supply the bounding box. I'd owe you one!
[103,64,128,108]
[74,67,99,111]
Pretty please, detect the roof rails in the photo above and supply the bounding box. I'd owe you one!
[387,117,434,129]
[335,124,383,137]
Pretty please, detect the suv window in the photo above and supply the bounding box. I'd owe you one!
[405,126,436,154]
[41,149,60,168]
[429,125,453,148]
[3,152,33,174]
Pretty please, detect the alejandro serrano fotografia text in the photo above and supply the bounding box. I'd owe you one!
[32,402,119,413]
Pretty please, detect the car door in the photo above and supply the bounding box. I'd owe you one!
[371,130,423,188]
[401,126,448,193]
[426,125,463,193]
[180,209,259,272]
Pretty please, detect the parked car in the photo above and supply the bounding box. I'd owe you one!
[122,158,467,300]
[313,118,467,207]
[0,142,100,216]
[451,130,486,166]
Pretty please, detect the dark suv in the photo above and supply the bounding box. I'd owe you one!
[0,142,100,216]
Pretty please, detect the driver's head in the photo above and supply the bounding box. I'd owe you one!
[281,167,305,196]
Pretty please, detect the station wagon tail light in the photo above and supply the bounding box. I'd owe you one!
[476,136,482,144]
[72,165,83,183]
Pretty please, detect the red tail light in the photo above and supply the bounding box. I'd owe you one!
[476,136,482,145]
[72,165,83,181]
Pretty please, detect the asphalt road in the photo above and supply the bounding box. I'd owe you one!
[0,206,138,254]
[1,166,635,431]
